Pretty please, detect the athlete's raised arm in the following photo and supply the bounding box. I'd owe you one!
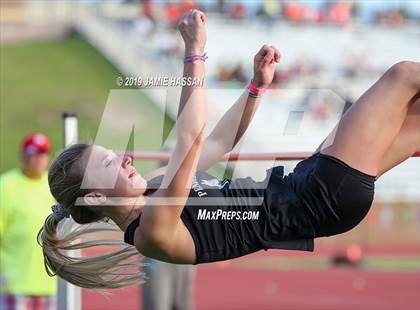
[138,10,208,250]
[197,45,280,171]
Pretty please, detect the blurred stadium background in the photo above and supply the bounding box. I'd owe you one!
[1,0,419,309]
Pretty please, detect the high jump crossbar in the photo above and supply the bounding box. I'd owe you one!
[119,149,420,161]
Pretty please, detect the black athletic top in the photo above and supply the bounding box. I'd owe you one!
[124,167,314,264]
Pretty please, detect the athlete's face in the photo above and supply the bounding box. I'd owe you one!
[82,145,147,199]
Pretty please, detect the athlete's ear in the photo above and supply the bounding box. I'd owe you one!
[83,191,107,206]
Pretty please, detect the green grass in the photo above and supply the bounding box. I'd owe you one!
[231,256,420,272]
[365,256,420,271]
[0,34,174,174]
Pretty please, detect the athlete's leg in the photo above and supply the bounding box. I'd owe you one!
[377,96,420,177]
[319,61,420,176]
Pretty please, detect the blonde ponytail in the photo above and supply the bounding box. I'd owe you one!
[38,214,146,289]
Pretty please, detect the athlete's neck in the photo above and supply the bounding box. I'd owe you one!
[103,196,146,232]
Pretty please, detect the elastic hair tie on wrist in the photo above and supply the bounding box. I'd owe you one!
[247,80,266,97]
[247,90,259,98]
[184,52,208,63]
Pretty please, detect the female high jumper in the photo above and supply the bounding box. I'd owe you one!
[38,10,419,289]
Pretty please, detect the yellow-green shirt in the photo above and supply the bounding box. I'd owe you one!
[0,169,57,295]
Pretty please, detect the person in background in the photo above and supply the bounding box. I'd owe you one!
[142,143,196,310]
[0,132,57,310]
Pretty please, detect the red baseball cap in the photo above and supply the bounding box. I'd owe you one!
[21,132,51,155]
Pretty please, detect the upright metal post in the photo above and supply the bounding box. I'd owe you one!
[63,112,78,147]
[58,112,81,310]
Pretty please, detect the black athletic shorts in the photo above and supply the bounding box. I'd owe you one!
[283,152,376,238]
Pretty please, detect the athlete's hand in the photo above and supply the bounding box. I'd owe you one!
[252,45,281,89]
[178,9,207,56]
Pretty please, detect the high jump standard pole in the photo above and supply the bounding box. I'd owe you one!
[58,112,81,310]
